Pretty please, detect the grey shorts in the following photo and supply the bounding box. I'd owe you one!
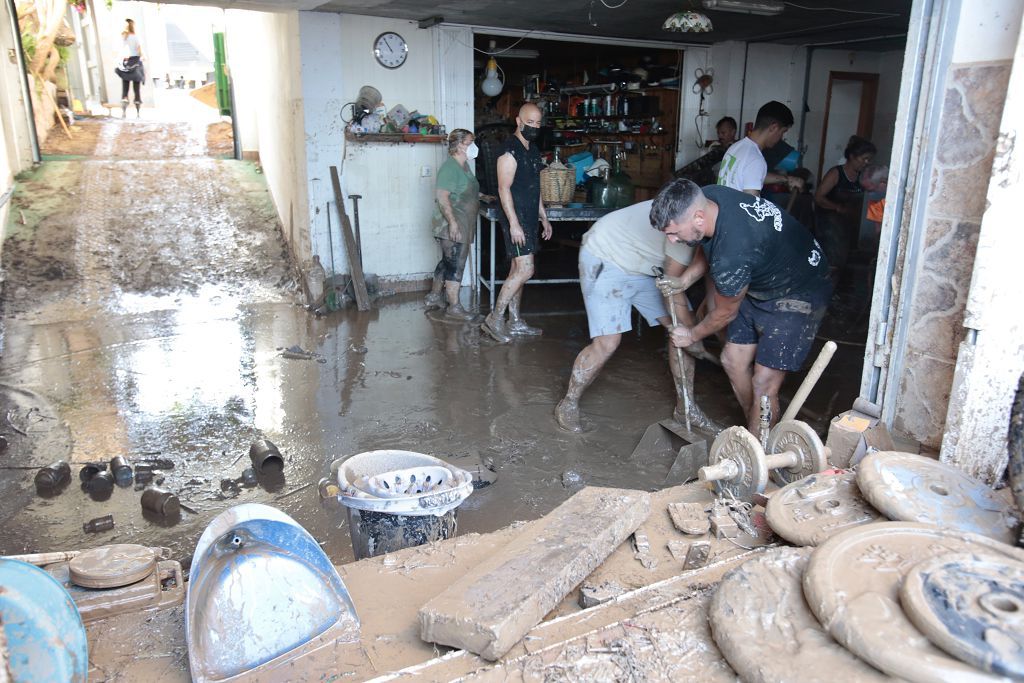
[579,247,669,338]
[727,288,831,371]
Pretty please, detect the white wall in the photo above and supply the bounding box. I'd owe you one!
[312,14,466,283]
[0,0,36,249]
[677,46,712,168]
[802,48,903,177]
[225,9,309,257]
[952,0,1024,63]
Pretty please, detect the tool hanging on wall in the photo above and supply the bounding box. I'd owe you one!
[692,67,715,149]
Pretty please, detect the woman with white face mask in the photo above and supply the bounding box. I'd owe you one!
[425,129,481,321]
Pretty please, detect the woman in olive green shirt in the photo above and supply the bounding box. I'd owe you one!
[425,129,480,321]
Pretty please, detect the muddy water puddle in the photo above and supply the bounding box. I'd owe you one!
[0,291,733,566]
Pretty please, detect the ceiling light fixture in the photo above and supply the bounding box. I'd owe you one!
[481,57,503,97]
[662,11,714,33]
[701,0,785,16]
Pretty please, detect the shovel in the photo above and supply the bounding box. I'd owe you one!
[630,267,711,485]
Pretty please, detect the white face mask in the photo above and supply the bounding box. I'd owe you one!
[465,143,479,160]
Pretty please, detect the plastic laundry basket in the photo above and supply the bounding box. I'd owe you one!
[332,450,473,560]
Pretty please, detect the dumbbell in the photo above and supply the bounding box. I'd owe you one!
[698,420,830,501]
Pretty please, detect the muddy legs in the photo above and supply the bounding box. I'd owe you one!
[669,339,724,434]
[443,281,475,321]
[555,334,621,432]
[482,254,534,343]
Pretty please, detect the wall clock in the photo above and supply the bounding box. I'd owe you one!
[373,32,408,69]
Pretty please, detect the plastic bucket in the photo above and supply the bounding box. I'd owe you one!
[332,450,473,560]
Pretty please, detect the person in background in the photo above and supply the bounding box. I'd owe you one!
[480,102,553,344]
[814,135,876,278]
[116,19,144,109]
[425,129,480,322]
[715,116,738,149]
[717,101,803,196]
[859,163,889,233]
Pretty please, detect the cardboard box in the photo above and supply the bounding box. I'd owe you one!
[826,410,896,468]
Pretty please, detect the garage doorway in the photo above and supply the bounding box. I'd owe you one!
[817,71,879,181]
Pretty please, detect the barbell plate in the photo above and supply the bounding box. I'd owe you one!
[708,426,767,501]
[767,420,827,486]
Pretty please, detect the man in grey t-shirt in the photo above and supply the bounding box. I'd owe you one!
[554,200,720,433]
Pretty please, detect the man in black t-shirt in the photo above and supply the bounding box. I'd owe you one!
[650,179,831,433]
[481,103,553,344]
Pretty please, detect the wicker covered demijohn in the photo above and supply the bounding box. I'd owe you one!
[540,159,576,205]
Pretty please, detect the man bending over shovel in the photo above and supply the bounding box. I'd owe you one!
[651,179,831,433]
[554,200,721,433]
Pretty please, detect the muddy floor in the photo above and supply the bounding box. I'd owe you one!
[0,115,867,569]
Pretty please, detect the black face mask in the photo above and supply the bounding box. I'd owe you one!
[520,125,540,142]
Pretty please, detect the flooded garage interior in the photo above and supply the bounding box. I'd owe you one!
[2,0,1022,679]
[0,111,864,567]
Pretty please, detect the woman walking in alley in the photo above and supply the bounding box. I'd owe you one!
[115,19,145,117]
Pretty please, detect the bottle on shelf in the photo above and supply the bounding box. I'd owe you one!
[608,152,634,208]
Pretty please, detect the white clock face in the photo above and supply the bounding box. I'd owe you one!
[373,32,408,69]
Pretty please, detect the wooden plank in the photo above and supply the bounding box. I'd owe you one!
[418,486,651,661]
[329,165,370,311]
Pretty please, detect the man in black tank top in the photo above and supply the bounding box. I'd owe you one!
[481,103,553,344]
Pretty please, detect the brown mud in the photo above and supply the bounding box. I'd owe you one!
[1,115,862,572]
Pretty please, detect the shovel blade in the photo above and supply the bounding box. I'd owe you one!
[663,441,709,486]
[630,420,684,462]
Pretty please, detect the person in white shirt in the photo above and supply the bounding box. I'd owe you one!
[717,101,803,197]
[554,200,720,434]
[116,19,144,108]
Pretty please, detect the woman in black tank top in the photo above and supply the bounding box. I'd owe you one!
[814,135,876,277]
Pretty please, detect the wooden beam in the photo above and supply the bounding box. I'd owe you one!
[329,166,370,311]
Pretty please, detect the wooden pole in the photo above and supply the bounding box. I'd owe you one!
[329,166,370,311]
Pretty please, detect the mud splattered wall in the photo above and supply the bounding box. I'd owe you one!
[0,0,36,255]
[885,0,1023,466]
[227,9,311,260]
[938,4,1024,481]
[301,13,463,286]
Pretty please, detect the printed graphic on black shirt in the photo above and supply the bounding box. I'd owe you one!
[701,185,830,300]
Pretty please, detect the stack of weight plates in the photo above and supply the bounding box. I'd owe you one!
[705,451,1024,682]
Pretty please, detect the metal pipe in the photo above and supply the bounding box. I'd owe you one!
[348,194,363,268]
[5,0,40,163]
[797,46,815,167]
[249,439,284,474]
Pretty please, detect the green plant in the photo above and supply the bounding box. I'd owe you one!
[21,32,36,62]
[56,45,69,64]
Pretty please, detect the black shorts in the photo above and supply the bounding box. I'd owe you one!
[500,215,539,258]
[727,287,831,371]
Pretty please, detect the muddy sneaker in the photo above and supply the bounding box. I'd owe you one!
[554,399,583,433]
[480,313,512,344]
[508,319,542,336]
[423,291,444,310]
[443,303,476,322]
[673,405,725,436]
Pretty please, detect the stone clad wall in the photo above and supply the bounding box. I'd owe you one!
[892,62,1012,449]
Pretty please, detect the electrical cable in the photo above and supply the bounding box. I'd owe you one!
[784,2,901,18]
[599,0,629,8]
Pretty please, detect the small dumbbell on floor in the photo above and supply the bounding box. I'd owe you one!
[698,421,830,501]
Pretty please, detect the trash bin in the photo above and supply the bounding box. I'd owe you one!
[331,450,474,560]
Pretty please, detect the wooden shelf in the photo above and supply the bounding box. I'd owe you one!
[345,132,445,144]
